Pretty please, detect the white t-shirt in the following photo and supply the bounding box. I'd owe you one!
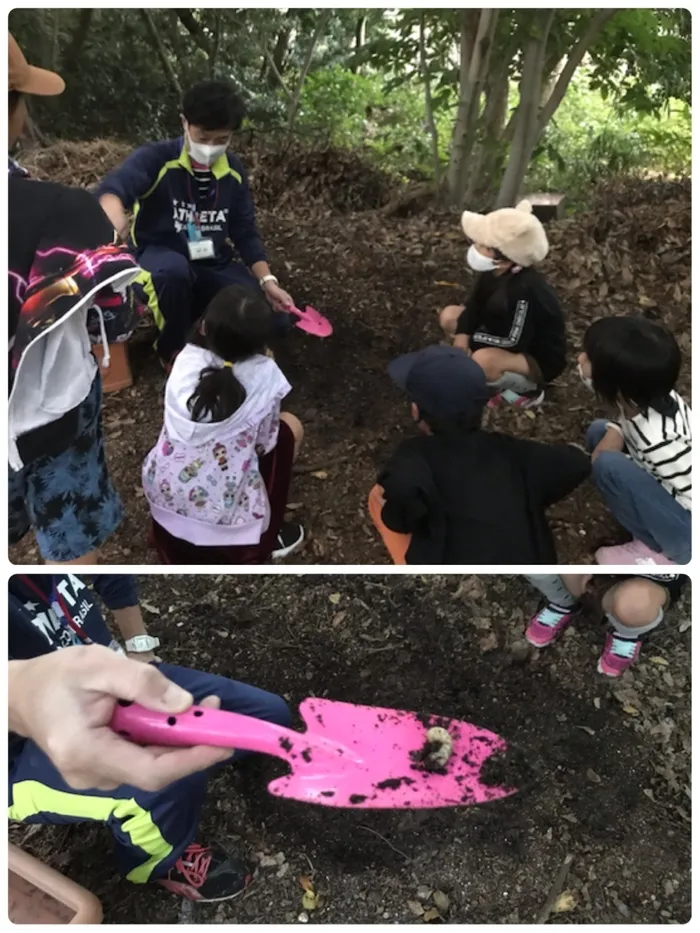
[608,391,691,511]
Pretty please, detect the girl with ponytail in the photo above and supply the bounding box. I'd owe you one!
[143,285,305,563]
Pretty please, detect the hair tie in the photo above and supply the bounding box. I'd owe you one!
[223,361,233,369]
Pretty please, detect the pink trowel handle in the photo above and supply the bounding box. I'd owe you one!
[110,702,351,765]
[111,702,297,761]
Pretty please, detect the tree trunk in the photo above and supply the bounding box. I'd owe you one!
[495,8,618,208]
[209,10,223,77]
[447,8,499,206]
[287,10,331,132]
[495,11,555,208]
[419,14,442,190]
[464,69,510,206]
[176,10,212,57]
[50,10,61,71]
[140,10,182,99]
[264,23,292,87]
[351,15,367,73]
[61,9,94,74]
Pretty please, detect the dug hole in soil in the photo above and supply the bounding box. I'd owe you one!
[10,575,691,923]
[9,141,692,565]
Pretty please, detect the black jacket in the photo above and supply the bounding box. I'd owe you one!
[379,430,590,564]
[456,268,566,382]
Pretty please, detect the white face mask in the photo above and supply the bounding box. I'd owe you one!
[185,129,230,167]
[466,244,498,273]
[578,363,594,391]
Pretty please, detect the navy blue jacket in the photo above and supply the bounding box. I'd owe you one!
[96,139,267,267]
[8,574,139,660]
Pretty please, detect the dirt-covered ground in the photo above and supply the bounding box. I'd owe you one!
[9,147,691,565]
[11,574,691,924]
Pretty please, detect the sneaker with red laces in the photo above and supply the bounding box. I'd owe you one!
[595,540,675,566]
[488,389,545,410]
[597,632,642,677]
[156,843,254,903]
[525,602,579,648]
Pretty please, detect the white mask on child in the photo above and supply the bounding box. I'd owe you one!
[467,244,498,273]
[186,129,229,167]
[578,363,594,391]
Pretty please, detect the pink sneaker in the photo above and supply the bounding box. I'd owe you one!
[597,632,642,677]
[525,603,579,648]
[595,540,675,566]
[489,389,545,410]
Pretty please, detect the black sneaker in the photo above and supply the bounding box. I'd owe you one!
[155,843,254,903]
[271,521,305,559]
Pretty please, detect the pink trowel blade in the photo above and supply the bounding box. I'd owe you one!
[288,304,333,338]
[267,698,515,809]
[111,698,515,810]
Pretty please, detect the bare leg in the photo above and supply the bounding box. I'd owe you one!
[438,304,465,338]
[280,412,304,462]
[602,578,668,635]
[471,347,539,386]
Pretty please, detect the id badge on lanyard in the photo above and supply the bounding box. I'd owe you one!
[186,220,215,261]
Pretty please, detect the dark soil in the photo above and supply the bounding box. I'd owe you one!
[8,169,691,566]
[11,575,691,923]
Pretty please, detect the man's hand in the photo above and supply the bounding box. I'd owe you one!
[9,646,231,792]
[263,280,294,312]
[453,333,470,353]
[591,427,625,463]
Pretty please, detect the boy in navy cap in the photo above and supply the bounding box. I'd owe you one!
[369,345,590,564]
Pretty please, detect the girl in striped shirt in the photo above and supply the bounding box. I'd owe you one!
[578,315,690,565]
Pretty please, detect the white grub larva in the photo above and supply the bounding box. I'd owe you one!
[425,726,453,769]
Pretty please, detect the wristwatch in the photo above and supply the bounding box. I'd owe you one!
[125,634,160,654]
[259,274,279,289]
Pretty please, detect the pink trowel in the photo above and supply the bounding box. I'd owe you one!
[288,304,333,338]
[111,698,515,810]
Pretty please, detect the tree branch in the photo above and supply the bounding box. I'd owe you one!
[176,9,212,57]
[140,10,182,99]
[287,10,331,131]
[419,13,442,190]
[536,8,619,133]
[61,8,94,73]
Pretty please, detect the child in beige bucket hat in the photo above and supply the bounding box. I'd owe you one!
[439,200,566,409]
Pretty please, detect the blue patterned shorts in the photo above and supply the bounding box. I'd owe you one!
[9,374,124,561]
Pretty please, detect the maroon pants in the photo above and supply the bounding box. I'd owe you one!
[151,420,295,565]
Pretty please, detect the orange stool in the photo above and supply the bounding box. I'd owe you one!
[9,843,103,924]
[92,341,133,393]
[368,484,411,565]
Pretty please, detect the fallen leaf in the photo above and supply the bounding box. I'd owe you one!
[479,631,498,653]
[586,768,602,784]
[679,619,691,633]
[576,726,595,736]
[140,601,160,615]
[432,891,450,914]
[643,788,655,801]
[593,697,602,709]
[622,705,639,716]
[286,502,304,511]
[552,891,577,914]
[434,280,462,287]
[423,908,441,922]
[332,611,348,627]
[329,593,342,605]
[649,656,669,666]
[524,409,536,420]
[311,470,328,480]
[407,901,424,917]
[299,876,314,893]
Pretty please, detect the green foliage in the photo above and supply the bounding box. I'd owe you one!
[288,66,453,178]
[526,71,691,205]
